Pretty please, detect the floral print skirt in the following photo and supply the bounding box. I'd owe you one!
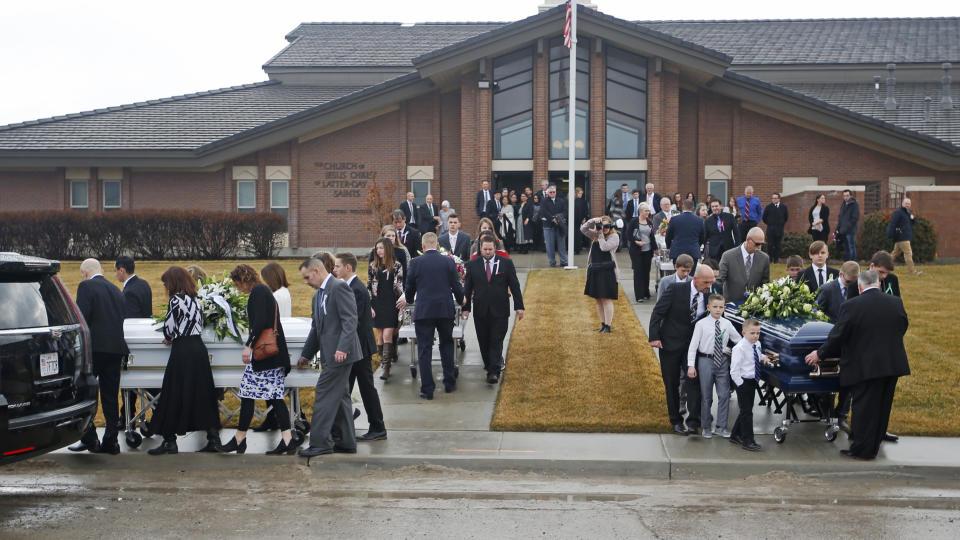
[239,364,286,400]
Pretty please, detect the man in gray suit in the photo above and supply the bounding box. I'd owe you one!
[296,253,363,457]
[718,227,770,303]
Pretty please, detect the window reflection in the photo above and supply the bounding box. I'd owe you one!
[549,37,590,159]
[493,48,534,160]
[606,46,648,159]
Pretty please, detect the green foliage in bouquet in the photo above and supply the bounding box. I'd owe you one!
[153,273,250,344]
[738,277,830,322]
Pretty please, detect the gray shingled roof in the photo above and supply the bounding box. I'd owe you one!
[265,23,505,68]
[0,82,365,151]
[778,81,960,147]
[640,18,960,65]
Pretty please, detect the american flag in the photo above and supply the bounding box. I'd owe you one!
[563,1,573,49]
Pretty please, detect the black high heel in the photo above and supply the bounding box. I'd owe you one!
[265,439,289,455]
[220,437,247,454]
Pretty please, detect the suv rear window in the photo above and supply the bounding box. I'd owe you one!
[0,275,77,330]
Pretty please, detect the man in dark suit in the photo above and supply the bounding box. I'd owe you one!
[438,212,472,261]
[815,261,860,323]
[418,193,441,234]
[404,233,465,399]
[624,189,642,221]
[334,253,386,442]
[643,183,662,215]
[484,191,505,224]
[297,253,364,457]
[113,255,153,433]
[665,199,705,265]
[399,191,419,229]
[536,179,550,202]
[649,265,716,435]
[476,180,493,219]
[806,269,909,460]
[705,200,738,260]
[392,210,421,258]
[462,236,524,384]
[573,187,589,253]
[540,185,568,267]
[762,192,788,262]
[837,189,860,261]
[69,258,128,455]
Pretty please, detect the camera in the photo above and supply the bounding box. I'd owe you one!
[595,222,603,230]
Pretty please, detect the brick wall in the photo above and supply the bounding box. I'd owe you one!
[0,170,63,211]
[129,170,225,210]
[588,45,606,216]
[440,90,462,217]
[901,190,960,258]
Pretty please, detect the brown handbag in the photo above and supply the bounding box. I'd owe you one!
[252,302,279,360]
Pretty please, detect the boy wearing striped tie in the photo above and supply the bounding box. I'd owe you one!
[687,294,741,439]
[729,318,764,451]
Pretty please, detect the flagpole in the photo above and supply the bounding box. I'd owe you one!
[564,0,578,270]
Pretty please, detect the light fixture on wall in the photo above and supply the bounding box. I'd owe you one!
[478,80,491,89]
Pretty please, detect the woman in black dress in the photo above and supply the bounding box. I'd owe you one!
[808,193,831,243]
[368,237,404,381]
[531,193,544,251]
[148,266,221,455]
[581,216,621,333]
[515,192,533,253]
[219,264,298,455]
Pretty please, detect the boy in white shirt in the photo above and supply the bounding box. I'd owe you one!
[687,294,741,438]
[729,318,763,451]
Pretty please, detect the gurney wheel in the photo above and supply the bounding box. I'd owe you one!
[125,431,143,449]
[410,366,417,378]
[773,426,787,444]
[825,425,839,442]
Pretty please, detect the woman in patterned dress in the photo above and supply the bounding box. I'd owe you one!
[368,238,404,381]
[220,264,298,455]
[148,266,222,455]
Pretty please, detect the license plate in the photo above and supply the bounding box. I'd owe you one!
[40,352,59,377]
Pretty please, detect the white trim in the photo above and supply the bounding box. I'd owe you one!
[905,186,960,192]
[704,165,731,180]
[236,180,256,209]
[270,180,289,209]
[102,180,121,209]
[604,159,648,171]
[69,180,89,209]
[407,165,435,179]
[548,159,590,171]
[889,176,935,188]
[65,167,90,180]
[232,165,258,181]
[492,160,534,171]
[265,165,291,180]
[781,177,818,197]
[98,167,123,181]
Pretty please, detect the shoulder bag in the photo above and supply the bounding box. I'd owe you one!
[253,301,280,360]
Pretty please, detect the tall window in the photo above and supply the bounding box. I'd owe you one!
[492,47,534,160]
[70,180,89,210]
[237,181,255,213]
[606,46,648,159]
[549,37,590,159]
[270,180,289,219]
[102,181,121,209]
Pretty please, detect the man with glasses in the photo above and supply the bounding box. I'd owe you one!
[718,227,770,303]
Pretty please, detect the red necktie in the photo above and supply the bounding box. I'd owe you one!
[486,259,492,282]
[744,198,750,221]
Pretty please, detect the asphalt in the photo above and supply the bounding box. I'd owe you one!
[49,250,960,480]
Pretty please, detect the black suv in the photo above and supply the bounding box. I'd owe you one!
[1,253,98,465]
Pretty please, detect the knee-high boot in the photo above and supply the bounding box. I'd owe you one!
[380,343,393,381]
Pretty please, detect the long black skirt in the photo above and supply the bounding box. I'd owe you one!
[151,335,221,437]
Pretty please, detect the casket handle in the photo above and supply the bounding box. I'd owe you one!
[763,350,780,368]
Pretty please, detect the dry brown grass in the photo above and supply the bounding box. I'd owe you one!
[491,269,670,433]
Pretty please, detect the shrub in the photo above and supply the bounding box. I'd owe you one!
[778,232,815,260]
[859,210,938,264]
[242,213,287,258]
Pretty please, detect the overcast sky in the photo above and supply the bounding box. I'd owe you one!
[1,0,955,126]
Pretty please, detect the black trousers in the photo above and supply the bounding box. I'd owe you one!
[849,376,899,459]
[349,356,385,432]
[415,317,456,396]
[659,349,699,429]
[767,231,783,262]
[82,352,123,445]
[739,220,757,244]
[475,313,508,375]
[238,398,290,432]
[731,378,757,444]
[630,249,654,300]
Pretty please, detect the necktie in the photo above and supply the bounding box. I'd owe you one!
[401,229,407,243]
[744,198,750,221]
[430,205,434,217]
[745,253,753,276]
[818,268,824,287]
[409,202,415,223]
[317,287,325,317]
[713,319,724,370]
[486,259,492,282]
[718,218,724,232]
[690,292,699,323]
[753,344,761,376]
[841,284,847,299]
[485,191,490,203]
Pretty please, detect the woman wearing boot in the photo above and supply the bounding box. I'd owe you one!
[581,216,621,333]
[219,264,300,455]
[368,237,405,381]
[148,266,222,455]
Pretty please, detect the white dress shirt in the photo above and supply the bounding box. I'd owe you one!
[812,263,827,287]
[730,338,762,386]
[687,315,742,367]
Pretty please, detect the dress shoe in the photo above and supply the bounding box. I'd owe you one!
[299,446,334,457]
[729,434,744,446]
[486,373,499,384]
[741,441,762,452]
[265,438,297,455]
[883,432,899,443]
[600,324,611,333]
[147,440,178,455]
[353,408,361,420]
[196,441,221,453]
[840,449,870,461]
[673,424,688,436]
[333,445,357,454]
[68,440,100,453]
[220,437,247,454]
[444,383,456,393]
[357,431,387,442]
[419,392,433,400]
[97,441,121,455]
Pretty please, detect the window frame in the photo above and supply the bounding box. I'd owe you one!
[236,180,256,213]
[605,46,648,160]
[70,180,89,209]
[102,180,121,210]
[548,36,590,160]
[492,47,535,160]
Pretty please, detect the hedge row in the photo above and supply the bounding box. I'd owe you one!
[0,210,287,260]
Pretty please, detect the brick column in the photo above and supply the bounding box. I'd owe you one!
[661,70,680,197]
[533,42,549,186]
[476,60,493,190]
[589,42,606,216]
[290,141,300,248]
[460,72,479,231]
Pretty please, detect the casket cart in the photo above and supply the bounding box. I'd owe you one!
[653,234,675,292]
[120,317,317,449]
[724,306,841,444]
[397,304,469,380]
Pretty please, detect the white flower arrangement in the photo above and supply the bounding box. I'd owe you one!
[154,273,250,344]
[738,276,830,322]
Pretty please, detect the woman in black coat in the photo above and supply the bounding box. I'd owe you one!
[624,203,658,302]
[221,264,298,455]
[808,193,830,243]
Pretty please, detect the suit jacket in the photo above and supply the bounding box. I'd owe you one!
[397,226,421,258]
[540,196,567,229]
[643,192,662,215]
[399,200,419,226]
[704,212,738,260]
[665,211,705,260]
[122,274,153,318]
[881,273,901,297]
[348,276,378,359]
[573,197,588,226]
[648,281,708,353]
[463,255,523,318]
[76,275,129,358]
[624,198,643,220]
[718,246,770,303]
[818,288,910,387]
[404,249,465,321]
[418,203,440,233]
[815,277,859,323]
[798,265,839,294]
[438,231,472,261]
[484,198,505,221]
[476,189,493,217]
[301,277,363,368]
[837,198,860,234]
[762,203,789,235]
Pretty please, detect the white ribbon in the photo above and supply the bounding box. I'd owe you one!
[204,293,240,338]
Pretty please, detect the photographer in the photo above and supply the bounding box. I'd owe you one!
[582,216,620,333]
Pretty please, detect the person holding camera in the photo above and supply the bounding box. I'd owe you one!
[582,216,620,333]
